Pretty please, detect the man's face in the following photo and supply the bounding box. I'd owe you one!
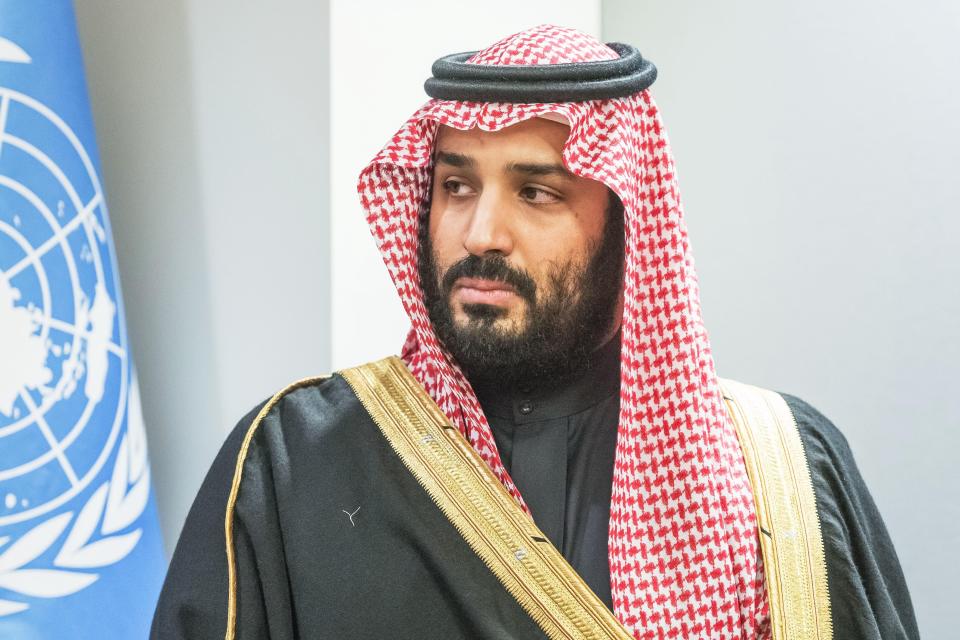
[420,117,624,387]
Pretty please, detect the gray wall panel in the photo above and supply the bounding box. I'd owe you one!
[603,2,959,636]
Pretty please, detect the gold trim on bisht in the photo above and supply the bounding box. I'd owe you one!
[341,356,633,640]
[720,378,833,640]
[224,375,330,640]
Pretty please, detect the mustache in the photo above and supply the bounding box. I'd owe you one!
[440,254,537,303]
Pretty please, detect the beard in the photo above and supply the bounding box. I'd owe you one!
[418,193,625,390]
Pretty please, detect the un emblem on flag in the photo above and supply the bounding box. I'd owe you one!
[0,88,150,616]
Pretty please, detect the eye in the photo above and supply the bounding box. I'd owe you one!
[519,186,561,204]
[442,178,476,197]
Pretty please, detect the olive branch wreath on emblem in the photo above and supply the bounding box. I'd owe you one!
[0,403,151,617]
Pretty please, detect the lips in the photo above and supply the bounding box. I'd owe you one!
[453,277,518,305]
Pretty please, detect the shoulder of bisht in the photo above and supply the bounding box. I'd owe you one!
[720,378,833,640]
[223,373,335,638]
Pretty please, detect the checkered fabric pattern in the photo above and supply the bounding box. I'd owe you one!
[357,24,770,640]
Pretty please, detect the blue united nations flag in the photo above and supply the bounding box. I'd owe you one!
[0,2,166,637]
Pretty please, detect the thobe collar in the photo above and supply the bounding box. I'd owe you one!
[472,331,622,425]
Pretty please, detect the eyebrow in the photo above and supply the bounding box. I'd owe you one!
[434,150,574,180]
[435,150,474,168]
[506,161,574,180]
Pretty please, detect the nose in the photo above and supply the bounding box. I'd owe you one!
[462,188,514,256]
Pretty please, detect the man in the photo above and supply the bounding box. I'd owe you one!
[151,25,918,639]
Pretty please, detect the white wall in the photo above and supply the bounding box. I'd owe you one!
[602,1,959,636]
[329,0,601,369]
[185,0,331,426]
[76,1,331,551]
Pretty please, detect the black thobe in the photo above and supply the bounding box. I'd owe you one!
[150,356,919,639]
[474,333,621,610]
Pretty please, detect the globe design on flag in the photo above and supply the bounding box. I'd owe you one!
[0,87,129,529]
[0,26,160,631]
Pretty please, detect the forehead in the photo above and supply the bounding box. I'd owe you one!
[433,118,571,161]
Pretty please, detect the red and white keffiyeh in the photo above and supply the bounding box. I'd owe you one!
[358,24,769,640]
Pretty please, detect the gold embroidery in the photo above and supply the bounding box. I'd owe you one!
[223,375,330,640]
[342,356,632,640]
[721,379,833,640]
